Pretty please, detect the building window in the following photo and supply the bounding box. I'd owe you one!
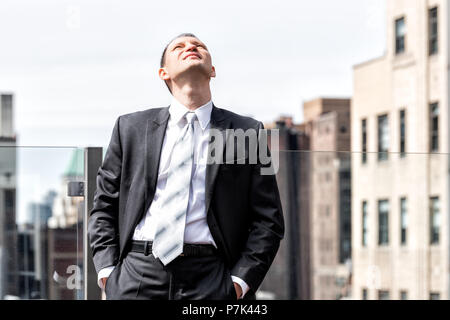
[362,288,368,300]
[378,290,390,300]
[430,292,440,300]
[362,118,367,164]
[429,7,438,55]
[378,114,389,161]
[430,103,439,152]
[400,198,407,245]
[400,291,408,300]
[430,197,440,245]
[362,201,368,247]
[395,17,406,54]
[399,110,406,157]
[378,200,389,245]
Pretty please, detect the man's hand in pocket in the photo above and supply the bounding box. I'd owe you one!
[101,277,108,289]
[233,282,243,299]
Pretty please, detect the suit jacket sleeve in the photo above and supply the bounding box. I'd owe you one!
[230,121,285,293]
[88,116,122,273]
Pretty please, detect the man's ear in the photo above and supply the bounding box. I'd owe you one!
[211,66,216,78]
[159,67,170,81]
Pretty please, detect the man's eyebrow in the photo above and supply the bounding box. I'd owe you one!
[193,41,208,50]
[170,41,183,49]
[170,39,207,50]
[192,40,207,47]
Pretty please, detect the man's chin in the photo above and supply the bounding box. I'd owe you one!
[179,63,210,77]
[184,59,204,67]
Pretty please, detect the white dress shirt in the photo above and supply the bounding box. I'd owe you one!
[98,97,249,298]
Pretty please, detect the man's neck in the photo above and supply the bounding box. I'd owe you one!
[171,83,212,111]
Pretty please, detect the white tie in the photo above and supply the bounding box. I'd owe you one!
[152,111,196,265]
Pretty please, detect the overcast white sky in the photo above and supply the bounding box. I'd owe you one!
[0,0,386,149]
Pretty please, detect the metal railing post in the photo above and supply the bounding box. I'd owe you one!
[84,147,103,300]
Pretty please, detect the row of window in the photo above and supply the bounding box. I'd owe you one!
[361,197,440,247]
[395,7,438,55]
[361,102,439,163]
[362,288,440,300]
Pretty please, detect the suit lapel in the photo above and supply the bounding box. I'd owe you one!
[205,104,231,216]
[143,106,170,215]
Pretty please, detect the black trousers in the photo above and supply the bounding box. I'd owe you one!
[105,250,240,300]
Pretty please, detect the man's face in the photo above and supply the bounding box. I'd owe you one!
[159,36,216,85]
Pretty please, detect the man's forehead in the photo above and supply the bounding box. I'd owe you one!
[169,36,206,48]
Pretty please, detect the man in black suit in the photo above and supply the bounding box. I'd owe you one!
[88,33,284,300]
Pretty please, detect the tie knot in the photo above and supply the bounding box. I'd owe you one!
[185,112,196,125]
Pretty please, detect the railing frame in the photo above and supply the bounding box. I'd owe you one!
[83,147,103,300]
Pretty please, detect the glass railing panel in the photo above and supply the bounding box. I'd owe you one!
[260,150,449,300]
[0,146,84,300]
[3,146,448,300]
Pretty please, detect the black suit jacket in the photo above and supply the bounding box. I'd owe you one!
[88,104,285,298]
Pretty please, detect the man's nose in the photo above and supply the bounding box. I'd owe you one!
[185,43,198,52]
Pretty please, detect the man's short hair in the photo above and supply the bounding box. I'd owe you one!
[160,33,199,94]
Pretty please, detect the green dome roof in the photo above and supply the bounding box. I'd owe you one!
[63,148,84,177]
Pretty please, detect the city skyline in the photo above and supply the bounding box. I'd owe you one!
[4,0,449,301]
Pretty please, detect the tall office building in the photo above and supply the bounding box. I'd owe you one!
[257,118,308,299]
[0,93,18,298]
[303,98,352,300]
[352,0,449,299]
[260,98,351,299]
[47,149,84,300]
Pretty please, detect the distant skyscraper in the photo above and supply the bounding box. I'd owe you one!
[258,117,308,299]
[0,94,13,139]
[260,98,351,300]
[303,98,352,300]
[0,92,17,299]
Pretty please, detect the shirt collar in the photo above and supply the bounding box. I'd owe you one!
[169,97,213,131]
